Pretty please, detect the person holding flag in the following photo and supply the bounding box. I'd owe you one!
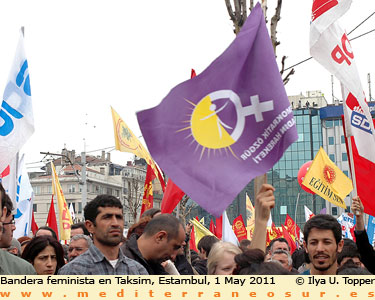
[351,196,375,274]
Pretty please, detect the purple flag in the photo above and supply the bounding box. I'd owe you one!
[137,3,298,217]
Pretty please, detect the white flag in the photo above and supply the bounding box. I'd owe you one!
[267,211,272,227]
[13,155,34,238]
[0,31,34,174]
[69,203,76,222]
[304,205,315,222]
[310,0,375,163]
[222,211,239,246]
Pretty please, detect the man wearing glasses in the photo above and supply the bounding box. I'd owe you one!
[0,193,16,249]
[0,184,36,274]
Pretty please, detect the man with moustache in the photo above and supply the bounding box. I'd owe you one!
[0,184,36,274]
[59,195,147,275]
[301,214,344,275]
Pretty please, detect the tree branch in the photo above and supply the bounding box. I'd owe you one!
[261,0,268,23]
[225,0,236,22]
[282,68,295,85]
[270,0,282,56]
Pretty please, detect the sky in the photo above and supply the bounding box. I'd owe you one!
[0,0,374,169]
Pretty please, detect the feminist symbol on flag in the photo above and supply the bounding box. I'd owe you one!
[178,90,274,159]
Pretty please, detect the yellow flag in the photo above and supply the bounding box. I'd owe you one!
[190,218,213,248]
[51,162,73,240]
[302,148,352,209]
[246,193,255,240]
[111,107,163,185]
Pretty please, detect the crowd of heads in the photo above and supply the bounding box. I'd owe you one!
[0,180,373,276]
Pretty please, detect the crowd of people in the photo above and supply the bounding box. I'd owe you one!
[0,182,374,276]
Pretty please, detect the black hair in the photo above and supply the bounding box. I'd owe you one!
[1,193,13,217]
[292,247,310,270]
[141,208,161,218]
[337,261,371,275]
[143,214,184,241]
[239,239,251,251]
[337,244,361,266]
[234,249,265,275]
[303,214,342,245]
[269,237,290,252]
[197,235,219,256]
[22,236,65,274]
[71,222,90,235]
[36,226,58,240]
[84,195,122,224]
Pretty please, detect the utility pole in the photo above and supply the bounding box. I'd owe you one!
[81,140,87,211]
[368,73,372,102]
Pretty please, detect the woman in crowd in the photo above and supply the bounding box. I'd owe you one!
[21,236,65,275]
[207,241,242,275]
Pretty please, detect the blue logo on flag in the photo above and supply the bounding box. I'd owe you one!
[351,111,372,134]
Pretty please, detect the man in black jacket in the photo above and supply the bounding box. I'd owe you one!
[121,214,186,275]
[351,196,375,274]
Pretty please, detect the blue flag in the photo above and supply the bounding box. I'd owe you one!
[137,4,298,216]
[367,215,375,246]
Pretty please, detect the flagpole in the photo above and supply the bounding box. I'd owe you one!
[294,192,300,239]
[340,83,358,215]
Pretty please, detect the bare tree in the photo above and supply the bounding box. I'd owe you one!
[224,0,295,84]
[123,177,143,224]
[178,195,197,263]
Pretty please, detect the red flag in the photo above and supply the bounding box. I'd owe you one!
[140,164,156,216]
[232,215,247,242]
[160,179,185,214]
[271,223,283,239]
[31,210,38,235]
[284,214,301,240]
[281,225,296,253]
[209,219,216,236]
[215,216,222,239]
[266,229,271,246]
[191,69,196,79]
[189,225,198,252]
[343,116,375,217]
[46,196,59,240]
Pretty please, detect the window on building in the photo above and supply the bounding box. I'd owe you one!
[107,188,113,195]
[328,137,334,145]
[78,203,82,213]
[68,184,76,193]
[341,135,345,144]
[33,204,37,212]
[115,190,120,197]
[34,186,41,195]
[342,153,348,161]
[332,207,338,215]
[280,206,287,215]
[329,154,335,162]
[325,120,333,128]
[343,170,349,177]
